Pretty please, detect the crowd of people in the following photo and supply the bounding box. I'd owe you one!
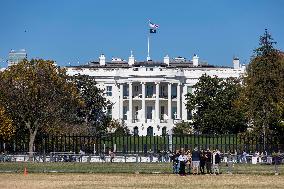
[171,148,223,176]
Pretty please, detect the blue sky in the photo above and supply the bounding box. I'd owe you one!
[0,0,283,67]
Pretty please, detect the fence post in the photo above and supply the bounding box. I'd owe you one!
[169,134,173,152]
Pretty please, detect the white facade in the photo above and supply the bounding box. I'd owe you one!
[67,55,245,136]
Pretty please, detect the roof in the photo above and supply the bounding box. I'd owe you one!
[68,60,231,69]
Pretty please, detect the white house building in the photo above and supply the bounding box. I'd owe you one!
[67,54,245,136]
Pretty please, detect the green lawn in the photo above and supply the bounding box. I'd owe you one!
[0,162,283,175]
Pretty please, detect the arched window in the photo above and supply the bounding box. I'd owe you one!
[133,126,139,136]
[162,127,167,136]
[147,126,153,136]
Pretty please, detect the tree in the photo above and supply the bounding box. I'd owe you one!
[72,74,111,136]
[173,121,193,135]
[186,74,246,134]
[238,29,284,145]
[0,59,81,159]
[107,119,130,135]
[0,106,15,141]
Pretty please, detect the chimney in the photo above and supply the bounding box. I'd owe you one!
[99,54,106,66]
[233,57,240,69]
[128,51,135,66]
[192,54,199,66]
[163,55,170,66]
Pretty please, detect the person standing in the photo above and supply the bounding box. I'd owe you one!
[178,149,188,176]
[227,151,233,174]
[148,149,153,163]
[191,147,200,175]
[171,150,180,174]
[212,149,221,175]
[109,149,115,163]
[200,150,206,174]
[242,150,247,163]
[186,150,192,175]
[272,150,281,175]
[205,148,212,174]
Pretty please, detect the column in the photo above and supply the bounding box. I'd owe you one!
[119,83,124,121]
[155,82,160,123]
[128,82,133,123]
[168,83,172,121]
[177,83,181,120]
[141,82,146,123]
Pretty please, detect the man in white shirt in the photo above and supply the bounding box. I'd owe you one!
[178,149,188,176]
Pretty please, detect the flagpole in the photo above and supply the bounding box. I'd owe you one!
[147,34,150,61]
[147,19,151,61]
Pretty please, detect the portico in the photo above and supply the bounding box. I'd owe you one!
[118,80,182,136]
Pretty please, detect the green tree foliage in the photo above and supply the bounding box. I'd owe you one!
[173,121,192,135]
[0,59,81,158]
[239,29,284,135]
[0,106,15,141]
[72,74,111,136]
[107,120,130,135]
[186,74,246,134]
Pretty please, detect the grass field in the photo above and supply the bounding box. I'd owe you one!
[0,162,283,175]
[0,163,283,189]
[0,173,283,189]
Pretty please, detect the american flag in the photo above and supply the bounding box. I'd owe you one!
[149,21,159,29]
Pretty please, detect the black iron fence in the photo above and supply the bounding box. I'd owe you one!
[0,133,283,155]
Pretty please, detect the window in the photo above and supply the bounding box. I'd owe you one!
[134,106,139,120]
[123,85,128,97]
[172,107,177,120]
[160,106,164,120]
[133,127,139,136]
[106,105,112,118]
[147,126,153,136]
[172,85,177,98]
[160,85,166,97]
[123,106,128,120]
[106,86,112,96]
[147,106,153,119]
[146,85,154,97]
[134,85,139,92]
